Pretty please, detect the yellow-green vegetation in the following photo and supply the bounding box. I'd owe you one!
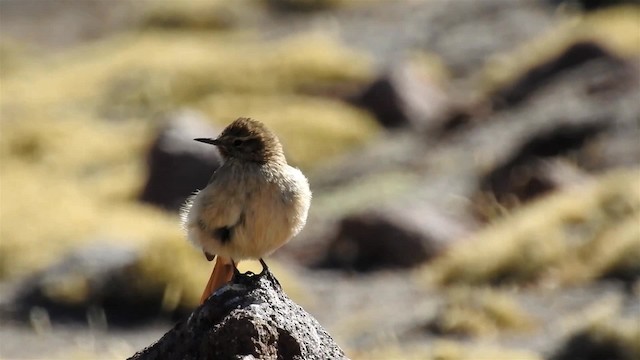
[0,24,378,304]
[407,50,451,88]
[423,169,640,285]
[1,31,372,115]
[428,287,535,337]
[139,0,242,30]
[0,39,37,76]
[350,341,543,360]
[312,171,421,217]
[480,5,640,98]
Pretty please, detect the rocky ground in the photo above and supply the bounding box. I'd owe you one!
[1,0,639,359]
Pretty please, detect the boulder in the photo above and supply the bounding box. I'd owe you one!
[490,41,630,109]
[319,203,470,271]
[550,326,639,360]
[140,110,222,211]
[353,56,452,132]
[5,242,165,325]
[473,50,639,214]
[128,270,348,360]
[476,120,606,212]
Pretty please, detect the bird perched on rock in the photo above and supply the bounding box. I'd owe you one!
[181,117,311,304]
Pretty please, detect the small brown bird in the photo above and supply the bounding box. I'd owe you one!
[181,117,311,304]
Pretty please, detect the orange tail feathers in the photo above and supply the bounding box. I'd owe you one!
[200,256,235,304]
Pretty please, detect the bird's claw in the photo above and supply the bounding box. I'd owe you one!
[259,258,269,275]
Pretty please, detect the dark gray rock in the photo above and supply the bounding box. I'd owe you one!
[549,326,638,360]
[547,0,640,11]
[265,0,340,12]
[140,110,222,211]
[319,203,470,271]
[489,41,631,109]
[128,270,348,360]
[5,242,168,325]
[471,50,640,215]
[475,120,607,213]
[353,58,452,131]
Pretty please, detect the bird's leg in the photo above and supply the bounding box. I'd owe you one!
[259,258,269,274]
[200,256,235,304]
[232,259,241,278]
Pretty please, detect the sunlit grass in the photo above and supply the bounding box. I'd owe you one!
[1,30,372,116]
[479,5,640,99]
[139,0,240,30]
[350,341,543,360]
[422,169,640,286]
[427,286,535,337]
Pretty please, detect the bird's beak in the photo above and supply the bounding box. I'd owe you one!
[194,138,221,146]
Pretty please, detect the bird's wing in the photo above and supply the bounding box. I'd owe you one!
[194,171,246,244]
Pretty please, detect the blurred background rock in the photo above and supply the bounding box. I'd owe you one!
[0,0,638,359]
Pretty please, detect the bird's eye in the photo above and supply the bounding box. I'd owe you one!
[233,139,243,146]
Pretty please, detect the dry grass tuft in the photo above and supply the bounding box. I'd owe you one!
[426,286,535,337]
[479,5,640,98]
[0,39,38,75]
[139,0,241,31]
[350,341,543,360]
[423,169,640,286]
[1,31,373,118]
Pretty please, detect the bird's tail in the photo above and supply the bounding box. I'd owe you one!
[200,255,234,304]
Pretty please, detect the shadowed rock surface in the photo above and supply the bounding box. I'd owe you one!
[140,110,222,211]
[353,57,452,130]
[3,243,190,326]
[489,41,630,109]
[320,204,470,271]
[128,270,347,360]
[550,326,639,360]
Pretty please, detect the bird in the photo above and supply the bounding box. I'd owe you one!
[181,117,311,304]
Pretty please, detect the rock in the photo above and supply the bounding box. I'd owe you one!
[473,53,639,215]
[548,0,640,11]
[265,0,342,12]
[319,203,470,271]
[140,110,222,211]
[476,120,607,213]
[549,326,639,360]
[5,242,160,325]
[490,41,630,109]
[353,55,452,132]
[128,270,347,360]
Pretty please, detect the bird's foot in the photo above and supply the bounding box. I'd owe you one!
[259,258,269,275]
[230,259,269,278]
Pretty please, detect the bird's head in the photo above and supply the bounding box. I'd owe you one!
[195,117,284,164]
